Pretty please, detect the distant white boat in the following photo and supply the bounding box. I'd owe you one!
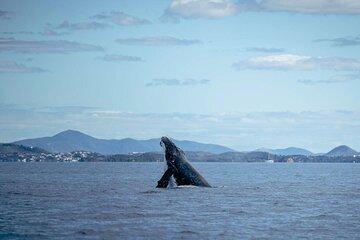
[266,153,274,163]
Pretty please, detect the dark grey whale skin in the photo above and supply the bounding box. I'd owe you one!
[157,136,211,188]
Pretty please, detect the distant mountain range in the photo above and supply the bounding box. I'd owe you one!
[325,145,358,157]
[256,147,313,156]
[13,130,233,155]
[1,143,359,163]
[6,130,359,158]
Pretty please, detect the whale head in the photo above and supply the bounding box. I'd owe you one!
[160,136,184,166]
[160,136,179,154]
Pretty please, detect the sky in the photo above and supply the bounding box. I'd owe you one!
[0,0,359,152]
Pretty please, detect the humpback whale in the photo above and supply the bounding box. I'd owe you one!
[157,136,211,188]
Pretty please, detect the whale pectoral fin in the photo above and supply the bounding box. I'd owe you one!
[156,168,174,188]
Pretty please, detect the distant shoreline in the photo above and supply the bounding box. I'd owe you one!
[1,149,359,163]
[1,136,359,163]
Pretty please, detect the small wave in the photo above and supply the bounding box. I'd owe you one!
[180,230,199,235]
[125,212,172,218]
[174,185,198,188]
[304,213,339,220]
[146,185,221,190]
[141,190,160,194]
[76,229,96,235]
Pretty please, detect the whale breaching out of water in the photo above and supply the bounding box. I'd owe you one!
[157,136,211,188]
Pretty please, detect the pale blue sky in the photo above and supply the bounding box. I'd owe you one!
[0,0,359,152]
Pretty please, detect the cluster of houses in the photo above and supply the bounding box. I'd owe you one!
[0,151,101,162]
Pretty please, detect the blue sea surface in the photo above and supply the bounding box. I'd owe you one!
[1,162,359,239]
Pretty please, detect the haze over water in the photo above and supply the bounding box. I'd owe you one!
[1,162,359,239]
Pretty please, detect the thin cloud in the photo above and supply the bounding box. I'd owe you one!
[233,54,360,71]
[44,11,149,34]
[0,60,46,73]
[161,0,240,21]
[0,10,14,20]
[2,30,69,36]
[146,78,210,87]
[315,35,360,47]
[298,74,360,85]
[0,38,104,54]
[91,11,151,26]
[246,47,285,53]
[116,36,202,46]
[1,31,34,35]
[51,21,110,31]
[36,106,98,114]
[39,29,70,36]
[162,0,360,22]
[0,37,15,40]
[96,54,144,62]
[256,0,360,14]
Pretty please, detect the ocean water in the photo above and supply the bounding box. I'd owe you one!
[1,162,359,239]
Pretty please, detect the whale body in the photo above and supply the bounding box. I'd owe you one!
[156,136,211,188]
